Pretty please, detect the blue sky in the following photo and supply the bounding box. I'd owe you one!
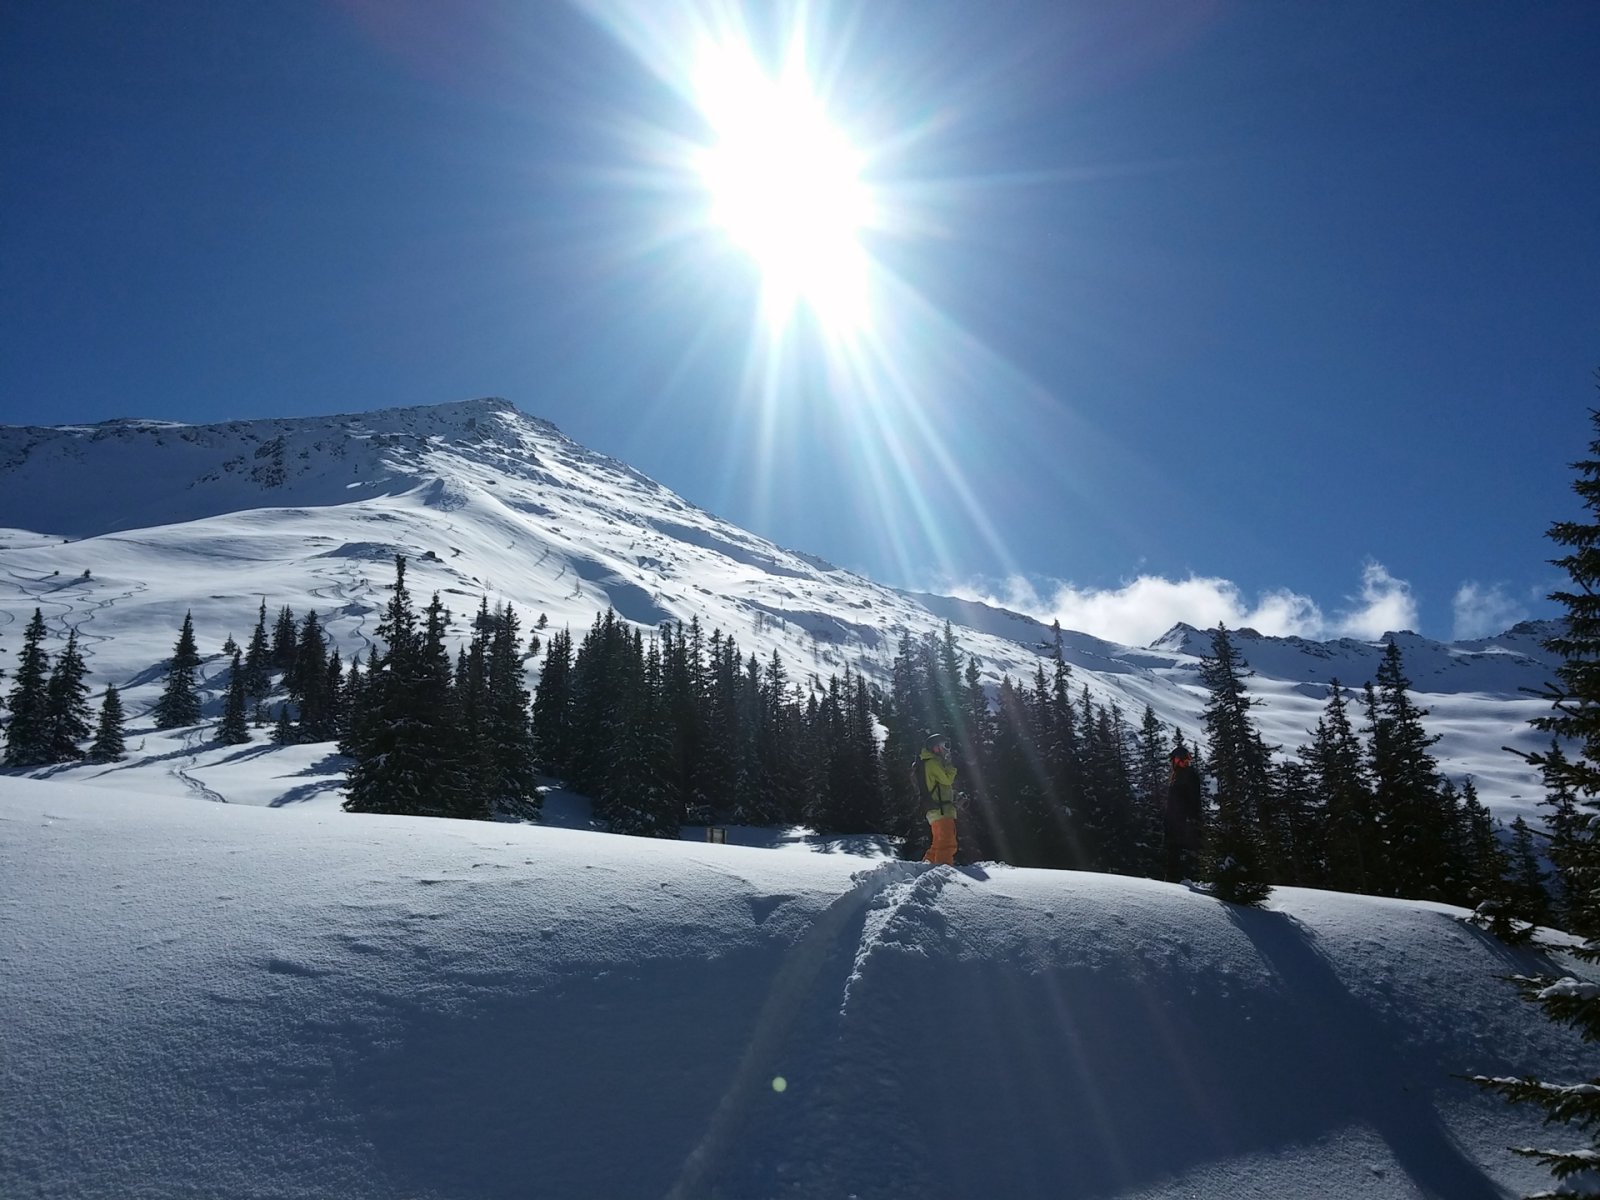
[2,1,1596,645]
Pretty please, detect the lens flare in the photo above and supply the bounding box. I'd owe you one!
[692,39,872,332]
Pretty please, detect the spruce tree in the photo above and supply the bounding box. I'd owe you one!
[271,605,298,675]
[243,600,272,699]
[1132,706,1173,878]
[1364,640,1450,900]
[152,611,203,729]
[530,627,573,775]
[3,610,53,767]
[1536,740,1588,929]
[1303,680,1377,893]
[287,611,329,741]
[1453,777,1505,908]
[483,603,538,817]
[44,628,91,762]
[87,685,126,763]
[1197,624,1273,905]
[337,654,363,754]
[217,650,250,745]
[1473,400,1600,1189]
[1506,815,1553,928]
[271,703,294,745]
[344,560,469,818]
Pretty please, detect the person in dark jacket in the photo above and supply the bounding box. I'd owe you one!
[1163,747,1204,882]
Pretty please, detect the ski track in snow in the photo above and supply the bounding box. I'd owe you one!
[840,863,953,1016]
[305,561,380,660]
[172,728,228,804]
[0,565,150,678]
[666,860,962,1199]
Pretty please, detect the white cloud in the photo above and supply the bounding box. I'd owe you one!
[1332,560,1418,639]
[952,573,1327,647]
[948,559,1422,647]
[1452,581,1529,640]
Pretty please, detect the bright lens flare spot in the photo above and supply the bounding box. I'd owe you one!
[693,43,872,331]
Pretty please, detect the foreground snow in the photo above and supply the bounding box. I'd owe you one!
[1,778,1591,1200]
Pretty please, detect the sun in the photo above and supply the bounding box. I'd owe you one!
[692,41,873,331]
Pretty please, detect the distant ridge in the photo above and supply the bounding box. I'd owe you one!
[0,397,1560,815]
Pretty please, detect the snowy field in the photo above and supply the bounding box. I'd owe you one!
[2,776,1593,1200]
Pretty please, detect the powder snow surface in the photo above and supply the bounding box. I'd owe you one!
[1,778,1593,1200]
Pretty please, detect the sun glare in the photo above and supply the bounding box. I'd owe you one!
[692,42,872,331]
[575,0,1047,589]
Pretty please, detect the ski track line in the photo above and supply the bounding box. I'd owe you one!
[337,564,378,657]
[172,728,228,805]
[53,581,149,667]
[838,865,956,1017]
[307,564,379,659]
[663,861,947,1200]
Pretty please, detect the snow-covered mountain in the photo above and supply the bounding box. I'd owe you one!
[0,397,1559,818]
[3,402,1592,1200]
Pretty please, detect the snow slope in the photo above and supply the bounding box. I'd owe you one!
[1,777,1590,1200]
[0,399,1562,820]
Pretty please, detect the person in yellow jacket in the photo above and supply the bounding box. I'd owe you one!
[919,733,959,865]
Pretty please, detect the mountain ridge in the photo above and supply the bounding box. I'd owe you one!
[0,398,1559,819]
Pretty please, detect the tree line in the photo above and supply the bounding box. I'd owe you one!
[0,560,1559,920]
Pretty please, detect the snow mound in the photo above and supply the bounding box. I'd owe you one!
[1,778,1591,1200]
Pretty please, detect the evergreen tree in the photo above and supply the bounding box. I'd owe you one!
[86,685,126,763]
[1536,739,1588,929]
[337,654,363,754]
[1453,777,1505,907]
[1268,757,1325,887]
[486,603,539,816]
[1131,706,1172,878]
[1040,629,1085,870]
[152,611,203,729]
[463,601,539,818]
[344,561,470,818]
[243,600,272,699]
[271,605,298,675]
[1303,680,1378,893]
[345,558,420,813]
[1473,400,1600,1189]
[659,619,711,821]
[44,628,91,762]
[603,630,676,836]
[217,650,250,745]
[322,650,344,741]
[531,625,574,775]
[4,610,53,767]
[287,610,331,741]
[1505,814,1553,928]
[1363,641,1450,900]
[1197,624,1273,905]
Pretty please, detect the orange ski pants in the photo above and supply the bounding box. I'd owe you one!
[924,815,958,866]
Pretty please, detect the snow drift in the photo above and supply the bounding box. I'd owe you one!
[1,778,1590,1200]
